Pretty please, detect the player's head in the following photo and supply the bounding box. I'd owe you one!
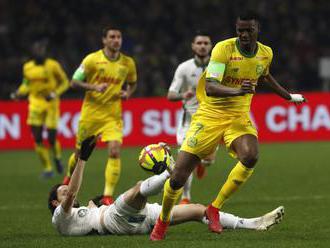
[48,184,80,215]
[236,11,260,49]
[31,39,48,64]
[191,30,212,58]
[102,26,122,53]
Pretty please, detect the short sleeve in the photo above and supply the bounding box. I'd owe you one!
[169,63,185,93]
[205,42,229,82]
[126,58,137,83]
[263,47,273,76]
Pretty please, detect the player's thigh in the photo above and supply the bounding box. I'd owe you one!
[223,114,258,159]
[102,119,123,144]
[45,101,59,129]
[75,120,104,149]
[181,118,223,159]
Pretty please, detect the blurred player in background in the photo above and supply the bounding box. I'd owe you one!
[11,39,69,178]
[151,11,306,240]
[63,26,137,205]
[49,136,284,236]
[167,31,216,204]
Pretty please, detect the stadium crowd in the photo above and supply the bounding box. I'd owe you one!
[0,0,329,98]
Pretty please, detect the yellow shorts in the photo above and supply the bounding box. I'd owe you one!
[76,119,123,149]
[27,102,59,129]
[181,112,257,159]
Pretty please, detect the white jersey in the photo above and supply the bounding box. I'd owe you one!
[169,58,206,115]
[52,195,163,236]
[169,58,207,144]
[52,205,105,236]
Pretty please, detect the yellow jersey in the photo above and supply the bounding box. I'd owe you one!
[196,37,273,117]
[78,50,137,121]
[17,58,69,109]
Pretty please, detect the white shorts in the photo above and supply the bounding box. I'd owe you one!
[177,110,193,145]
[103,194,162,235]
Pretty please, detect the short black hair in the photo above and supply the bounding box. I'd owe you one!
[238,10,261,22]
[48,184,62,215]
[102,26,122,37]
[192,30,211,42]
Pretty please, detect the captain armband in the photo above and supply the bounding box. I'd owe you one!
[72,64,86,81]
[205,61,226,83]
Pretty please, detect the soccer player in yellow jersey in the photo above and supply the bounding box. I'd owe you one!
[63,27,137,205]
[151,12,306,241]
[11,40,69,178]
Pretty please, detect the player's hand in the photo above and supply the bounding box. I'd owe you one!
[182,90,194,100]
[239,80,256,95]
[79,135,99,161]
[45,92,56,101]
[289,94,306,104]
[120,90,129,100]
[94,83,108,93]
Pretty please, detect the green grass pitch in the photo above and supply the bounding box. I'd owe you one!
[1,142,329,247]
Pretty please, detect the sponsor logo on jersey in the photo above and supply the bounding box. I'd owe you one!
[256,65,264,76]
[95,75,121,84]
[223,76,257,85]
[96,61,108,65]
[256,56,268,60]
[230,56,243,61]
[78,209,88,217]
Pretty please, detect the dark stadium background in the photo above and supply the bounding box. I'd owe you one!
[0,0,329,99]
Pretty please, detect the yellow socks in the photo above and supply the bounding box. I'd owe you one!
[104,158,121,196]
[212,161,254,209]
[160,179,183,222]
[66,153,77,177]
[35,144,52,171]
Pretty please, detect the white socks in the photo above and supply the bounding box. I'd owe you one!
[202,212,261,230]
[181,173,193,200]
[140,170,170,197]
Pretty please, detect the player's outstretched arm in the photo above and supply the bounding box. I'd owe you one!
[71,79,108,93]
[260,74,306,103]
[205,79,255,97]
[61,135,98,213]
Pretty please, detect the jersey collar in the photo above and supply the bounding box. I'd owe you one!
[194,56,209,68]
[102,49,121,62]
[235,38,258,58]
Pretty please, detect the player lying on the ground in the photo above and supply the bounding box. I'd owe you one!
[48,136,284,236]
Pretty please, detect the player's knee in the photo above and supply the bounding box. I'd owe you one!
[240,153,258,168]
[170,171,190,189]
[108,150,120,158]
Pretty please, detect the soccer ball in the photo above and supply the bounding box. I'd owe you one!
[138,144,171,174]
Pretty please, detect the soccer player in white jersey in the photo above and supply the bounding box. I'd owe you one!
[168,31,216,204]
[48,136,284,236]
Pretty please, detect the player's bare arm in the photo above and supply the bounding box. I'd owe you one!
[61,136,98,213]
[168,90,194,101]
[71,79,108,93]
[205,78,255,97]
[120,82,137,99]
[260,74,306,103]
